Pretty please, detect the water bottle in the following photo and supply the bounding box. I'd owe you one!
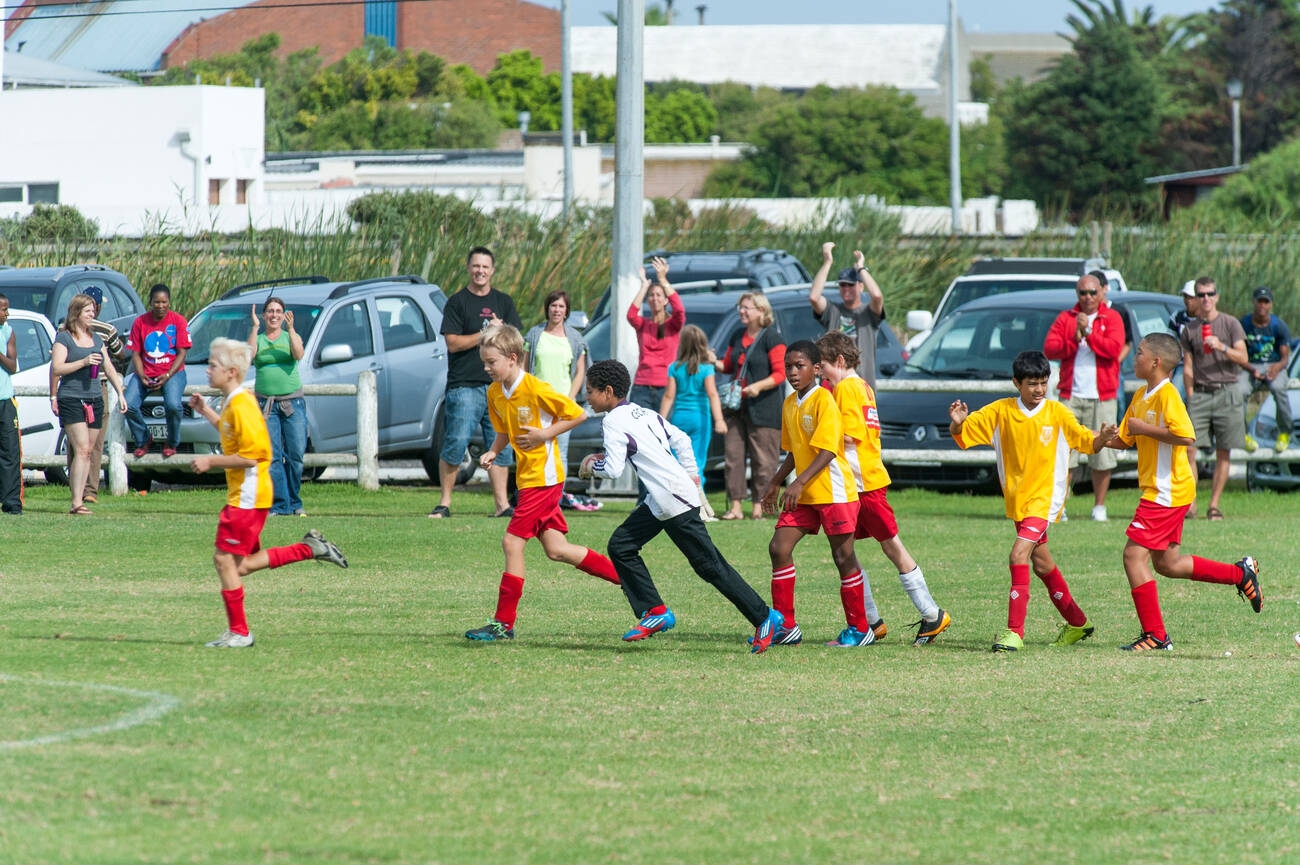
[1201,322,1212,354]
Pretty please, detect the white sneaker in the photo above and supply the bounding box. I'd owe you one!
[206,630,254,648]
[1091,505,1108,522]
[303,529,349,568]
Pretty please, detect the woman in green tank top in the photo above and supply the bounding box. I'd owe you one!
[248,297,306,516]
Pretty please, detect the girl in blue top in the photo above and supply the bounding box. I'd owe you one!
[660,325,727,481]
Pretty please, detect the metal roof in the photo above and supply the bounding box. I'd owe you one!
[1,50,135,87]
[1144,165,1248,185]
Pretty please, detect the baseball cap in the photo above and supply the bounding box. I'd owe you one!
[836,266,860,284]
[1253,285,1274,302]
[1180,280,1197,298]
[83,286,104,306]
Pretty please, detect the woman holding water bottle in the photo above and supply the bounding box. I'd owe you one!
[51,294,126,515]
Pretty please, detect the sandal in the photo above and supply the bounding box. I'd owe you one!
[1207,506,1225,521]
[84,493,98,504]
[427,505,451,519]
[719,511,743,521]
[69,504,93,515]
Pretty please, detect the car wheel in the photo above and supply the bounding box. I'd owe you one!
[43,431,70,485]
[1245,461,1262,493]
[127,470,152,492]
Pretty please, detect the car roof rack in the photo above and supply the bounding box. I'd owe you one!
[965,257,1109,277]
[328,273,427,299]
[221,275,330,299]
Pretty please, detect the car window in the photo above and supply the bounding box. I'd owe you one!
[73,278,122,319]
[0,286,47,315]
[428,289,447,312]
[1125,301,1179,341]
[11,318,52,371]
[106,281,138,318]
[910,308,1057,376]
[938,278,1076,322]
[187,303,322,362]
[50,282,82,326]
[318,301,373,359]
[376,296,431,350]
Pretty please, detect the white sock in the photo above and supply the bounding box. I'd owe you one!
[860,572,880,624]
[898,566,939,620]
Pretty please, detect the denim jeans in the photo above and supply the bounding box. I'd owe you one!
[439,385,513,468]
[124,370,187,448]
[266,396,307,514]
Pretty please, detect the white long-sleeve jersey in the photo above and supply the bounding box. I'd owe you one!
[591,401,701,520]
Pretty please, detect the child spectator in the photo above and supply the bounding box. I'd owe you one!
[579,360,783,652]
[759,339,878,647]
[948,350,1115,652]
[660,324,727,516]
[466,325,620,641]
[815,331,951,646]
[1102,333,1262,651]
[189,338,348,648]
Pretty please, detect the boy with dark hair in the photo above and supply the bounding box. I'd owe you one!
[580,359,783,652]
[948,350,1115,652]
[760,340,877,648]
[466,326,620,642]
[1101,332,1262,651]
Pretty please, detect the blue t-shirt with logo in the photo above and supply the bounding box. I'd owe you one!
[1239,313,1291,364]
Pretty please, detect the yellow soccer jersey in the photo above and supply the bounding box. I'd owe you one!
[219,387,273,509]
[832,374,891,493]
[780,386,858,505]
[954,397,1095,522]
[488,370,585,489]
[1116,379,1196,507]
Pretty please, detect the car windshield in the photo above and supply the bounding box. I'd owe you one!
[186,303,322,362]
[584,311,728,364]
[907,307,1059,378]
[936,279,1078,322]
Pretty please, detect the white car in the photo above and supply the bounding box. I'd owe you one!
[6,308,65,482]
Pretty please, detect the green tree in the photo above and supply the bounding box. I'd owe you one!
[645,85,718,142]
[486,50,560,130]
[1179,134,1300,227]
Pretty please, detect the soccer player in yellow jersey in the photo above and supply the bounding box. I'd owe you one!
[465,325,620,642]
[1100,333,1262,651]
[949,350,1115,653]
[188,338,347,649]
[759,340,876,647]
[816,332,951,646]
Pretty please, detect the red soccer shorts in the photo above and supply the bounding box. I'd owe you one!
[775,500,859,536]
[214,505,268,556]
[507,484,569,539]
[1014,516,1049,545]
[1126,499,1189,551]
[854,487,900,541]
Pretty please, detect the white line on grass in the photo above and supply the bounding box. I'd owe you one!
[0,674,182,751]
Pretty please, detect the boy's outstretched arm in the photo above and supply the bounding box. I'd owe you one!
[1092,423,1120,453]
[1124,416,1195,447]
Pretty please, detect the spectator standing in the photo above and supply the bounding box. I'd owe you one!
[808,242,886,389]
[523,289,587,470]
[626,256,684,409]
[124,284,191,459]
[1043,273,1125,522]
[1169,280,1198,336]
[0,294,21,515]
[430,246,522,520]
[660,325,726,482]
[713,292,786,521]
[1179,277,1249,521]
[249,297,307,516]
[1238,286,1292,453]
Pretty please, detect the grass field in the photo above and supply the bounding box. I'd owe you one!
[1,480,1297,864]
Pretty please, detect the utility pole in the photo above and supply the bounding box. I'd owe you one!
[611,0,645,375]
[948,0,962,234]
[561,0,574,219]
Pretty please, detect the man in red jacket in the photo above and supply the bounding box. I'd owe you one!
[1043,273,1126,521]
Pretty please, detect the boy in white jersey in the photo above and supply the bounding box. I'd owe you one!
[816,331,951,646]
[580,360,783,652]
[949,350,1115,653]
[1100,333,1262,651]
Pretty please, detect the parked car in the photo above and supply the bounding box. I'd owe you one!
[879,288,1183,490]
[0,264,145,332]
[1245,344,1300,491]
[131,274,459,487]
[6,308,66,483]
[904,257,1128,353]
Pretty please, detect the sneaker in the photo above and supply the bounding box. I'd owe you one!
[465,619,514,641]
[1276,432,1290,453]
[1236,556,1262,613]
[1244,434,1259,453]
[912,609,951,646]
[991,629,1024,652]
[293,508,307,517]
[622,608,676,641]
[825,625,875,647]
[1050,620,1095,646]
[1091,504,1108,522]
[205,630,254,648]
[870,618,887,640]
[1120,631,1173,651]
[750,608,784,654]
[303,529,348,568]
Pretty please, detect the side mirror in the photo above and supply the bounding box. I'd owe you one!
[905,310,933,332]
[318,344,354,365]
[569,310,589,330]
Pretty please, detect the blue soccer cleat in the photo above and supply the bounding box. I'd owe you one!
[622,608,676,642]
[750,608,784,654]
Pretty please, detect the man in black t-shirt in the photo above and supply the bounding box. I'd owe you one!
[430,246,523,519]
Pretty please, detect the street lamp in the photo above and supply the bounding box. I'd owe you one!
[1226,78,1243,167]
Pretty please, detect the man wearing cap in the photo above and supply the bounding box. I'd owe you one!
[1042,272,1125,521]
[808,241,886,389]
[1169,280,1199,336]
[1239,285,1292,453]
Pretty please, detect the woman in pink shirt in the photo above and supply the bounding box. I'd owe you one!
[626,256,685,409]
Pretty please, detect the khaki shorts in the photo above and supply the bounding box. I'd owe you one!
[1067,395,1118,472]
[1187,386,1246,451]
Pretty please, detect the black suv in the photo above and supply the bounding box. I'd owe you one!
[0,264,145,330]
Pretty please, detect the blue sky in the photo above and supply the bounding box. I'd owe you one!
[537,0,1218,32]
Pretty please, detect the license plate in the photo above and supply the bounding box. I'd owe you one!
[147,424,167,440]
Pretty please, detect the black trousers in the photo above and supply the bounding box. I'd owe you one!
[0,398,22,513]
[608,504,769,626]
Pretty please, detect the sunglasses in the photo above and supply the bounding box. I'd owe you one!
[1197,291,1218,298]
[1077,290,1098,297]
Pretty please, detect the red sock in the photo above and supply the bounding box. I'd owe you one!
[1039,567,1087,627]
[493,573,525,628]
[577,549,620,585]
[221,586,249,636]
[266,543,313,569]
[1007,564,1030,636]
[771,564,796,625]
[1189,556,1241,585]
[839,569,870,631]
[648,604,668,616]
[1131,580,1167,640]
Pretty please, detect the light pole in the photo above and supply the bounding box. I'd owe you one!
[948,0,961,234]
[1226,78,1243,167]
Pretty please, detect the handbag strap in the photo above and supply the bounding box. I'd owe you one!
[736,327,766,382]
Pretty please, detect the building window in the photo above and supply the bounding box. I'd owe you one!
[28,183,59,204]
[0,186,22,203]
[209,179,222,205]
[236,179,250,204]
[364,0,397,46]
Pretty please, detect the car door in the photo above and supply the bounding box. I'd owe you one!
[373,293,445,449]
[307,298,382,453]
[10,315,60,456]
